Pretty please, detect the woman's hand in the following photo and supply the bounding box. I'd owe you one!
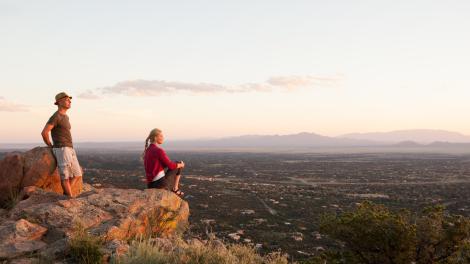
[178,161,185,168]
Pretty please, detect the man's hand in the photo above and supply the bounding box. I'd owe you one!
[41,124,54,147]
[178,161,185,169]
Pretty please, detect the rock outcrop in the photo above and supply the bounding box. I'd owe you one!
[0,147,190,262]
[0,219,48,259]
[0,186,189,262]
[0,147,82,205]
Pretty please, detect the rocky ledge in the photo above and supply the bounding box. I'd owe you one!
[0,148,189,263]
[0,185,189,262]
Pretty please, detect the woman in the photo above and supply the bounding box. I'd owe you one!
[143,128,185,196]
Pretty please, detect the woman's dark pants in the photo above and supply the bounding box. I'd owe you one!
[147,167,183,190]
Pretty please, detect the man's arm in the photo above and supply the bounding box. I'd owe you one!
[41,124,54,147]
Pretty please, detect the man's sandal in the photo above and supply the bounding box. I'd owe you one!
[172,189,184,197]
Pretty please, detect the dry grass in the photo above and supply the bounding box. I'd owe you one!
[112,238,173,264]
[69,223,104,264]
[0,187,21,210]
[113,237,290,264]
[143,207,182,239]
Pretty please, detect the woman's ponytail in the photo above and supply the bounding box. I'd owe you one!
[141,128,162,160]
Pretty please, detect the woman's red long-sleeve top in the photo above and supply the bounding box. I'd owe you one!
[144,144,178,183]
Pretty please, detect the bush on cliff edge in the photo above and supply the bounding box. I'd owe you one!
[317,201,470,264]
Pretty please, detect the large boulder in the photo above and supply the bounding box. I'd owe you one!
[0,147,82,205]
[1,186,189,261]
[0,153,24,204]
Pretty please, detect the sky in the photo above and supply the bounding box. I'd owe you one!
[1,0,469,142]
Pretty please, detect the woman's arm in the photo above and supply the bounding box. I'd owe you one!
[157,148,178,170]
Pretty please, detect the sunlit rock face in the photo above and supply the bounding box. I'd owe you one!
[0,147,82,204]
[0,147,189,261]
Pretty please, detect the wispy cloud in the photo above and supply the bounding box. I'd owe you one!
[267,75,342,90]
[0,97,29,112]
[79,75,343,99]
[102,80,228,96]
[78,90,102,99]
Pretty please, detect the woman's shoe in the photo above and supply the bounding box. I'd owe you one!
[172,189,184,197]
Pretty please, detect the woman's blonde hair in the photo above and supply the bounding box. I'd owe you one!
[143,128,162,157]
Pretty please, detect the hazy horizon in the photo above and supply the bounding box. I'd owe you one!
[2,128,470,145]
[1,1,469,142]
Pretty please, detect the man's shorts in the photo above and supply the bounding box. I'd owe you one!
[52,147,82,180]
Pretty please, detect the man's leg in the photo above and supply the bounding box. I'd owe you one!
[69,176,81,197]
[70,176,81,187]
[61,179,73,197]
[53,147,72,197]
[69,149,83,196]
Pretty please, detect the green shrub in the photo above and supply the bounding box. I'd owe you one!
[319,201,470,264]
[446,240,470,263]
[69,224,104,264]
[416,205,470,263]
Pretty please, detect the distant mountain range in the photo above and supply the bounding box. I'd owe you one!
[164,129,470,149]
[341,129,470,144]
[2,129,470,151]
[169,132,378,148]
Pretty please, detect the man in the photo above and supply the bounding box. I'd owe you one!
[41,92,82,197]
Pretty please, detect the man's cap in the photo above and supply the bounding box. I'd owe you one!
[54,92,72,105]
